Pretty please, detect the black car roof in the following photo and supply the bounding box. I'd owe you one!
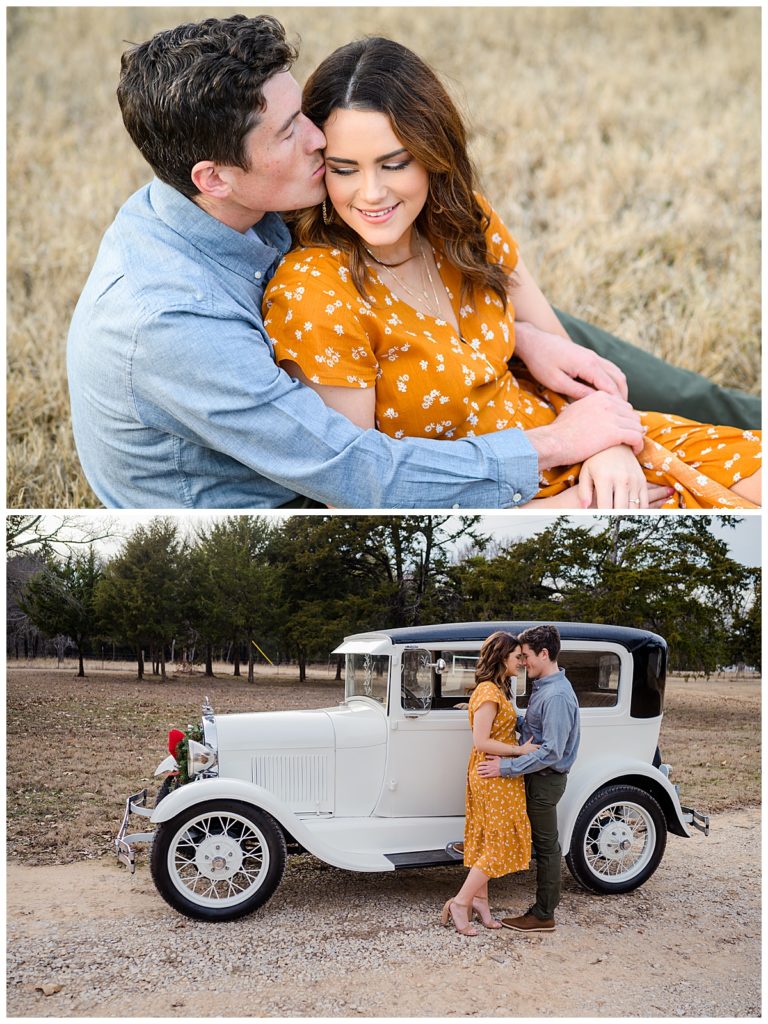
[346,621,665,650]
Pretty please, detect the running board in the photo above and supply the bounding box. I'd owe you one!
[384,849,458,869]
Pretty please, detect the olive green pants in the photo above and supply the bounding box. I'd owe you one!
[555,309,761,430]
[525,770,569,920]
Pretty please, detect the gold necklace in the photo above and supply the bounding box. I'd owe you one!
[367,228,445,320]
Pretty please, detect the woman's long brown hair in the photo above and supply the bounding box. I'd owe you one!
[474,631,520,700]
[288,36,512,307]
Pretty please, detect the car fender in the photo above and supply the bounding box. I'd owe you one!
[560,757,690,850]
[149,777,392,872]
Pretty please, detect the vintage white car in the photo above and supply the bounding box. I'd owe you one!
[116,621,709,921]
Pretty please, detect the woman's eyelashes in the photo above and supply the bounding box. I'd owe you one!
[326,158,413,176]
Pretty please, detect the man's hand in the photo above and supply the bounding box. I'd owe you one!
[514,322,628,401]
[477,755,502,778]
[526,391,645,469]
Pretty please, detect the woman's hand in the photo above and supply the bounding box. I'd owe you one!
[577,444,672,509]
[521,486,584,508]
[514,321,628,401]
[516,738,541,756]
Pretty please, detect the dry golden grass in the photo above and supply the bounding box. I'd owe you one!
[6,666,760,866]
[7,7,761,508]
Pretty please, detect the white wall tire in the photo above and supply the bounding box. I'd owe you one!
[565,784,667,894]
[150,800,286,921]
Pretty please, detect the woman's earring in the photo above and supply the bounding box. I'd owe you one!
[322,198,333,225]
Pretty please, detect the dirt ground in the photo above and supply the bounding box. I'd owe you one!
[6,807,760,1017]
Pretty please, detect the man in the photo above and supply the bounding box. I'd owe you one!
[67,15,760,509]
[478,624,580,932]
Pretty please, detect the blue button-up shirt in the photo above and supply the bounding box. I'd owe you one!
[66,179,539,508]
[500,668,580,776]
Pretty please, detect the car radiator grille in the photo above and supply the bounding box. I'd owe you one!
[251,752,333,813]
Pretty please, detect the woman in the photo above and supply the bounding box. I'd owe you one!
[263,37,761,509]
[440,631,536,936]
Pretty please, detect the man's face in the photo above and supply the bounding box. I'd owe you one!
[521,644,550,680]
[222,71,327,225]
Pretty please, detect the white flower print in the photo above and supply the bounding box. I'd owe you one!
[315,347,341,368]
[396,374,410,393]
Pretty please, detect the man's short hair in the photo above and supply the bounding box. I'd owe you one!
[518,624,561,661]
[117,14,298,198]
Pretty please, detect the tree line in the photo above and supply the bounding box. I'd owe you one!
[6,515,761,679]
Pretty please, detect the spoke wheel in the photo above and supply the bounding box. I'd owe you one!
[151,800,286,921]
[566,784,667,895]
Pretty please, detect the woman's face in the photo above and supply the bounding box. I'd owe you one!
[322,107,430,261]
[505,648,523,675]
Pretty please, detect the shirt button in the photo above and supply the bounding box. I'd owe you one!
[452,503,460,509]
[254,270,262,280]
[512,492,522,503]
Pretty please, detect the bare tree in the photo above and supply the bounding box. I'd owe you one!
[7,514,118,557]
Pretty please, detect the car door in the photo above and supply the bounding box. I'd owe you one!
[374,646,475,817]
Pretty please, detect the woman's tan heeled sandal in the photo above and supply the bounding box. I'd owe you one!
[440,899,479,936]
[472,897,503,929]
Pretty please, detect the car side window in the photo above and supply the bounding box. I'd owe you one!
[429,649,502,709]
[516,650,620,709]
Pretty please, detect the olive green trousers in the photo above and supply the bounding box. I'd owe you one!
[525,770,569,921]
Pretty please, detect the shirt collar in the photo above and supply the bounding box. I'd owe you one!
[148,178,292,283]
[531,667,566,690]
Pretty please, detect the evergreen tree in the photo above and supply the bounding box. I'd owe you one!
[94,518,183,679]
[20,546,103,677]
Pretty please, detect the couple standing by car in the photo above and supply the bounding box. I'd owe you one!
[441,624,579,936]
[67,14,761,510]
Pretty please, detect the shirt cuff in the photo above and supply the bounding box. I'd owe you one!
[474,429,539,506]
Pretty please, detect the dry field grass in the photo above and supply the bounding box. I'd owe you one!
[6,7,761,508]
[6,665,760,866]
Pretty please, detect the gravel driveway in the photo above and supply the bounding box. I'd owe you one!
[7,806,760,1017]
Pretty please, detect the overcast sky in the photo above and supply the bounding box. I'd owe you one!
[23,511,761,568]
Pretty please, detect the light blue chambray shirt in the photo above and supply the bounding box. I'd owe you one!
[500,668,581,776]
[67,179,540,509]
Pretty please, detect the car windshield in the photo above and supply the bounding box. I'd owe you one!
[345,653,389,704]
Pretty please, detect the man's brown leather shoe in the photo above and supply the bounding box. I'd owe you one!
[500,912,555,932]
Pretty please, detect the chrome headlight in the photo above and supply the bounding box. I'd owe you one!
[187,739,218,777]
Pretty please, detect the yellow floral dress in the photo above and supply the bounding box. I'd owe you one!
[463,681,531,878]
[263,200,761,508]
